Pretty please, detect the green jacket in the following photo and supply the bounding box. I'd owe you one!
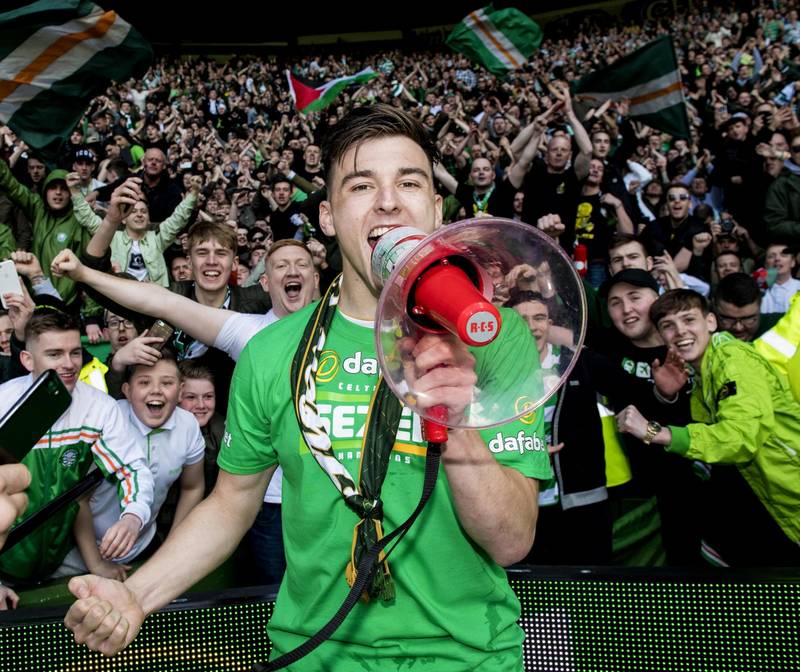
[71,191,197,287]
[763,166,800,242]
[668,332,800,543]
[0,222,16,259]
[0,161,90,306]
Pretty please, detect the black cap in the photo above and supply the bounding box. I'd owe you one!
[599,269,660,298]
[724,111,751,127]
[74,147,96,162]
[33,293,70,315]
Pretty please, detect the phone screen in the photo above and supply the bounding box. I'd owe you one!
[0,370,71,464]
[0,259,23,309]
[148,320,174,351]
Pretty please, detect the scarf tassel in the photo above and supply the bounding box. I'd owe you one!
[346,518,395,603]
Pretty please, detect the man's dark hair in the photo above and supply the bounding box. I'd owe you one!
[322,104,440,187]
[650,289,709,327]
[665,181,690,195]
[24,311,80,344]
[106,157,130,179]
[504,289,547,308]
[714,250,741,267]
[271,175,293,189]
[693,203,713,222]
[608,232,646,254]
[714,272,760,307]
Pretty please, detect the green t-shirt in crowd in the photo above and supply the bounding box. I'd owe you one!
[220,303,551,671]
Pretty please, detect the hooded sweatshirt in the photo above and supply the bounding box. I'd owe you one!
[0,162,91,306]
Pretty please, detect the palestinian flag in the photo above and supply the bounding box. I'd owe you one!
[446,6,542,77]
[286,67,378,113]
[0,1,152,163]
[572,36,690,139]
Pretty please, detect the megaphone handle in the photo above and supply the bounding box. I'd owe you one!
[423,405,449,443]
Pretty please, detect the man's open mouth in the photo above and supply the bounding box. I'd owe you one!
[367,226,395,250]
[285,282,302,299]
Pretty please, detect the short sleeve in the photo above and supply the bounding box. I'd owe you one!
[213,312,269,361]
[218,342,278,474]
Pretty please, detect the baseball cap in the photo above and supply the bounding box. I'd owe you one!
[74,147,96,163]
[599,268,660,298]
[724,111,751,127]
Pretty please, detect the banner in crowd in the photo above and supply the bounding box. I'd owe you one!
[572,35,690,139]
[0,1,152,163]
[286,67,379,113]
[445,6,543,76]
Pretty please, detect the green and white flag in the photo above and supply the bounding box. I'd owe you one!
[572,36,690,139]
[0,1,152,161]
[446,6,542,77]
[287,67,379,113]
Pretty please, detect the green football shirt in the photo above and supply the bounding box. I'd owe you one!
[220,304,552,671]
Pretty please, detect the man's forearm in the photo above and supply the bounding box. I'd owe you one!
[127,472,268,616]
[76,265,170,318]
[442,429,538,566]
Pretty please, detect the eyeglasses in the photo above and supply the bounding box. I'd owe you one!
[791,146,800,153]
[251,235,265,242]
[716,313,759,328]
[667,193,691,202]
[107,318,134,330]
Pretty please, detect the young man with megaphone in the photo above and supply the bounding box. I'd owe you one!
[55,104,553,671]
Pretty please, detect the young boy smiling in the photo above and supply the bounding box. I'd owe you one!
[616,289,800,565]
[59,350,205,576]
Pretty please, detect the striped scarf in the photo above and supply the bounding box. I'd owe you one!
[290,276,402,602]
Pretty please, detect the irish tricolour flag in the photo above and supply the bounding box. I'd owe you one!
[0,1,152,161]
[446,6,542,77]
[573,36,690,139]
[287,67,379,113]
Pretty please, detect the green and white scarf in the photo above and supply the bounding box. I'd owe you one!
[290,276,403,602]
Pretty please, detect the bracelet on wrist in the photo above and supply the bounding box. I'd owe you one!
[653,386,679,404]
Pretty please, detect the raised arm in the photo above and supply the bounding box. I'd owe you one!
[433,161,458,195]
[51,249,233,347]
[555,84,592,180]
[508,104,560,188]
[68,173,103,234]
[154,179,199,251]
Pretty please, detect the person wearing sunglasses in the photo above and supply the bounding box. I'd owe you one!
[640,183,713,282]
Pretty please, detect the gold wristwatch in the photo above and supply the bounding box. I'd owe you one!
[643,421,662,445]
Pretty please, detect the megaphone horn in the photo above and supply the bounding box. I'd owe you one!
[372,226,501,347]
[372,218,587,435]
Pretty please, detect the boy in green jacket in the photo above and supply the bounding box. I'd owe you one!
[0,161,90,309]
[616,289,800,566]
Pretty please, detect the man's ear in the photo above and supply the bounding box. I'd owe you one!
[19,350,34,374]
[319,200,336,238]
[122,381,131,401]
[707,311,718,333]
[645,256,654,272]
[433,193,443,231]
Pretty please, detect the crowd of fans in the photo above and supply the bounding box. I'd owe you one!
[1,1,799,609]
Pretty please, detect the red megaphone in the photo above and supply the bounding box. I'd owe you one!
[371,227,502,442]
